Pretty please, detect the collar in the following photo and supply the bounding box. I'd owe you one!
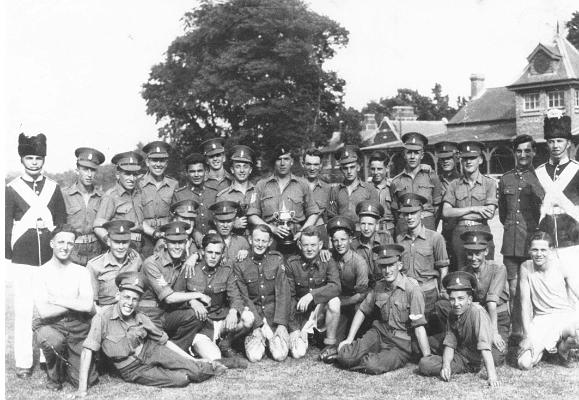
[335,249,353,263]
[460,170,483,185]
[375,180,388,190]
[440,170,459,181]
[115,182,137,196]
[402,224,426,240]
[201,261,221,275]
[377,274,407,291]
[188,182,205,192]
[20,173,44,183]
[207,169,232,181]
[142,173,170,187]
[339,178,363,189]
[548,157,571,167]
[69,181,102,197]
[104,251,129,268]
[301,256,321,270]
[310,179,326,189]
[229,181,255,193]
[159,249,184,267]
[267,173,299,183]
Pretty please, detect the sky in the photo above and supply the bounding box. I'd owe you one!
[2,0,578,173]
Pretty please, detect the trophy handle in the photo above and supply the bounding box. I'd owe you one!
[289,211,296,219]
[273,211,280,220]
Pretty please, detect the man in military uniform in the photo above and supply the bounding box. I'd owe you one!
[368,151,395,237]
[175,233,251,363]
[140,222,218,352]
[434,141,460,266]
[202,137,232,193]
[172,153,218,241]
[396,193,449,332]
[302,148,332,247]
[535,112,579,280]
[324,217,369,352]
[517,232,579,370]
[418,271,500,387]
[498,134,544,337]
[234,224,291,362]
[77,271,226,395]
[33,225,98,390]
[390,132,442,234]
[209,200,250,265]
[336,244,431,374]
[86,220,142,308]
[140,141,179,258]
[328,145,379,227]
[285,227,341,359]
[94,151,145,253]
[6,133,67,378]
[351,200,393,285]
[247,145,319,250]
[442,141,497,270]
[62,147,105,266]
[170,199,200,256]
[216,145,256,234]
[436,231,509,365]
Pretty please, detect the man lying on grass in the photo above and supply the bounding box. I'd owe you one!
[76,271,226,397]
[517,232,579,370]
[418,271,500,387]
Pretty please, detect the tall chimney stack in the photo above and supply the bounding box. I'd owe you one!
[470,74,485,99]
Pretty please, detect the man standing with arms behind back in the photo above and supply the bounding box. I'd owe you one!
[6,133,67,378]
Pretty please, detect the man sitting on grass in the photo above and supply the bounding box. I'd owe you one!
[76,271,226,396]
[418,271,500,387]
[517,232,579,370]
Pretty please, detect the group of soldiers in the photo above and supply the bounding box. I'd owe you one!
[5,111,579,395]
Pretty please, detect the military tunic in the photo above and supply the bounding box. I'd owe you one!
[328,180,379,226]
[351,232,394,285]
[374,180,394,235]
[172,183,218,236]
[62,182,103,265]
[233,251,291,328]
[205,170,233,193]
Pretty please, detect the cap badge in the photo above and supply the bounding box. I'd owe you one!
[473,236,477,242]
[406,198,411,205]
[88,153,93,160]
[156,146,160,153]
[187,206,192,211]
[337,220,341,226]
[223,206,227,212]
[367,205,372,212]
[129,157,134,163]
[240,150,244,157]
[466,145,470,151]
[456,277,460,284]
[133,278,139,285]
[411,138,416,143]
[176,227,180,233]
[212,143,216,149]
[120,225,124,233]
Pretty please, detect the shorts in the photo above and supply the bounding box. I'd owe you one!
[526,311,579,364]
[503,256,527,281]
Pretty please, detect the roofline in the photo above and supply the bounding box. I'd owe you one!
[447,118,516,127]
[557,36,577,79]
[506,78,579,91]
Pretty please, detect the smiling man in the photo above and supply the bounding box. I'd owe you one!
[303,148,332,247]
[209,200,250,265]
[419,271,500,387]
[336,244,431,374]
[442,141,498,270]
[6,133,67,378]
[76,271,226,396]
[33,225,98,391]
[368,151,395,237]
[202,137,233,193]
[94,151,145,253]
[140,141,179,258]
[62,147,106,266]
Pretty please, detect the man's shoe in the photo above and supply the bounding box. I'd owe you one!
[558,354,575,369]
[45,380,63,391]
[15,368,32,378]
[218,357,248,369]
[319,345,338,364]
[218,339,237,358]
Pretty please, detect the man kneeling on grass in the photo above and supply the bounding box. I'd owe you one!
[76,271,226,396]
[517,232,579,370]
[418,271,499,387]
[335,244,431,374]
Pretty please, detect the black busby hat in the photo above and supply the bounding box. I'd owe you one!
[18,133,47,157]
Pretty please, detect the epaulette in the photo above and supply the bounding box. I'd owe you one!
[268,250,284,260]
[175,185,188,193]
[287,254,301,263]
[216,186,231,197]
[404,275,420,288]
[391,171,405,181]
[165,175,178,183]
[87,252,106,264]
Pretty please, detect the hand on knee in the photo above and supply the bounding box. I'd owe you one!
[327,297,341,315]
[240,308,255,329]
[517,352,533,370]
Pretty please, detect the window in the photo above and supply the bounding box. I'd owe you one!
[548,91,564,108]
[523,93,540,111]
[575,90,579,107]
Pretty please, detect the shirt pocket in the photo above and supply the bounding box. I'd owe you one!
[287,194,304,218]
[102,334,132,360]
[68,204,83,217]
[471,187,487,203]
[393,300,409,323]
[415,246,434,268]
[244,272,260,297]
[116,202,133,215]
[503,186,516,196]
[260,194,277,218]
[313,275,327,287]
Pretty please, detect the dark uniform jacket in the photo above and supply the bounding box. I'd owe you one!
[233,251,291,328]
[172,183,218,235]
[498,168,544,257]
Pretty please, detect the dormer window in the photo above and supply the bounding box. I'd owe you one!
[532,52,552,74]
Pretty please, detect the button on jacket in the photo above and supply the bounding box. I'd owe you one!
[62,182,103,234]
[233,251,290,327]
[94,183,144,230]
[172,184,218,235]
[390,170,442,215]
[140,174,178,227]
[396,226,449,284]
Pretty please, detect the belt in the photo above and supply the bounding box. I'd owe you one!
[130,233,142,242]
[419,279,438,292]
[496,303,509,314]
[546,207,566,215]
[75,233,98,244]
[143,217,170,228]
[115,352,142,370]
[138,299,160,308]
[457,220,486,226]
[390,329,411,341]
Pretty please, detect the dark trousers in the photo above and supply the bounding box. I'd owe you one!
[451,224,494,271]
[71,241,103,266]
[164,308,206,351]
[118,340,221,387]
[337,323,414,375]
[34,316,98,386]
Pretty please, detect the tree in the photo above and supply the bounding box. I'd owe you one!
[566,11,579,50]
[361,83,457,123]
[142,0,349,164]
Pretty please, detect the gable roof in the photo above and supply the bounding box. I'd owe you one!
[508,36,579,89]
[361,119,447,150]
[447,87,515,126]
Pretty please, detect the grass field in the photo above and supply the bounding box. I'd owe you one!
[4,217,579,400]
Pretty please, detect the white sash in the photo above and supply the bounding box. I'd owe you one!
[8,176,57,247]
[536,162,579,223]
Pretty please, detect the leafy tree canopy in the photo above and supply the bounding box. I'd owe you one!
[566,11,579,50]
[142,0,349,163]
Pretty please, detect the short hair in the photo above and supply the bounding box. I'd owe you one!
[303,148,322,161]
[201,233,225,249]
[251,224,273,237]
[529,231,553,247]
[512,134,536,151]
[368,151,389,166]
[299,226,321,241]
[51,224,78,240]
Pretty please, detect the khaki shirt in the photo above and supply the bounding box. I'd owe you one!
[351,232,393,282]
[390,170,442,215]
[328,180,379,223]
[139,173,178,226]
[467,261,509,308]
[443,303,493,364]
[333,250,369,298]
[94,183,144,231]
[443,171,498,221]
[62,182,103,235]
[172,183,218,235]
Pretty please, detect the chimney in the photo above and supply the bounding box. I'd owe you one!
[470,74,485,99]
